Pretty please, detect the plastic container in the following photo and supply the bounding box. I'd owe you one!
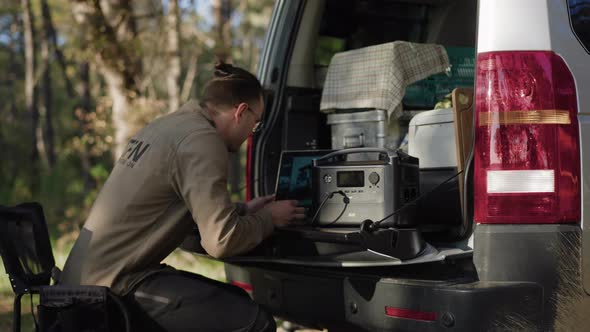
[408,108,463,232]
[408,108,456,168]
[403,47,475,109]
[327,110,387,149]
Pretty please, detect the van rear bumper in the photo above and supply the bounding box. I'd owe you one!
[474,224,585,331]
[225,263,543,332]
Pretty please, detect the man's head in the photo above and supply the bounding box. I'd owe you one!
[201,61,264,152]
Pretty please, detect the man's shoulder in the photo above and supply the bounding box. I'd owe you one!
[175,127,227,161]
[146,100,216,143]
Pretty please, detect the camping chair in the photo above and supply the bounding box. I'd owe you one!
[0,202,131,332]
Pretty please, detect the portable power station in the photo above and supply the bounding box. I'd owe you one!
[312,148,419,226]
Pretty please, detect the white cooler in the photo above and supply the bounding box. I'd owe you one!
[407,107,463,232]
[408,108,456,168]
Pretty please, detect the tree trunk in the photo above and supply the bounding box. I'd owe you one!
[8,12,19,122]
[166,0,181,113]
[41,0,74,97]
[213,0,241,195]
[213,0,232,62]
[2,13,21,191]
[76,61,94,192]
[238,0,254,71]
[96,0,140,159]
[102,64,134,159]
[22,0,40,192]
[180,51,200,102]
[72,0,142,159]
[40,0,56,168]
[213,0,223,59]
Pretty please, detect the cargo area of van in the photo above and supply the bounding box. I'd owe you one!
[248,0,477,255]
[181,0,590,331]
[181,0,478,267]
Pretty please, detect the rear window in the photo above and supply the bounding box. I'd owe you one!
[310,0,476,109]
[313,0,431,74]
[568,0,590,53]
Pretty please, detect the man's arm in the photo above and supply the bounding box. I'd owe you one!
[171,131,274,258]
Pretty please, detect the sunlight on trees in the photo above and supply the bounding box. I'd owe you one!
[0,0,275,298]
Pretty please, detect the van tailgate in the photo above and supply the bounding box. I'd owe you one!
[181,226,473,268]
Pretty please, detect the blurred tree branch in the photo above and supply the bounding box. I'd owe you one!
[1,0,276,233]
[21,0,40,192]
[41,0,74,97]
[40,0,57,168]
[166,0,181,112]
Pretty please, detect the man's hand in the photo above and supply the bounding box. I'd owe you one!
[266,200,306,228]
[245,194,275,214]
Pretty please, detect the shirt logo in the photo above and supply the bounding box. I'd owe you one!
[118,139,151,168]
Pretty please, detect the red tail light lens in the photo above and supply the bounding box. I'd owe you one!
[245,136,254,201]
[474,51,580,224]
[385,306,437,321]
[231,280,253,292]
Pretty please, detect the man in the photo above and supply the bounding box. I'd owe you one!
[61,62,305,331]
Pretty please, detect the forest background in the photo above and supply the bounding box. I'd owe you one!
[0,0,275,329]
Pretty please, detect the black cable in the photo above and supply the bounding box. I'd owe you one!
[371,170,465,230]
[324,194,350,226]
[310,190,350,226]
[310,193,331,226]
[30,292,38,331]
[461,153,474,237]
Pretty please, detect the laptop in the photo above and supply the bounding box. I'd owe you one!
[274,150,334,218]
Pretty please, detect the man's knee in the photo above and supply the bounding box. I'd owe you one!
[251,306,276,332]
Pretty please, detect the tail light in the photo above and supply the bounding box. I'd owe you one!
[385,306,437,321]
[245,136,254,201]
[231,280,253,293]
[474,51,580,224]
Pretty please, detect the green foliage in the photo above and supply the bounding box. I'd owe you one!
[1,2,276,325]
[315,36,346,66]
[88,164,108,183]
[1,0,276,227]
[1,0,274,290]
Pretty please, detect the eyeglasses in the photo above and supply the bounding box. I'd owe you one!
[246,107,263,134]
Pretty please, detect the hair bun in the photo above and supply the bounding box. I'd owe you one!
[214,60,234,78]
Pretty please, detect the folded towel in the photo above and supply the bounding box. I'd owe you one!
[320,41,450,119]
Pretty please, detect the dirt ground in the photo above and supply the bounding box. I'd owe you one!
[0,294,36,332]
[0,294,326,332]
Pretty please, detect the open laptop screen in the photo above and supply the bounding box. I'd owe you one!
[274,150,334,209]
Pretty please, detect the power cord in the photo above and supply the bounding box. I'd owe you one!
[310,190,350,226]
[368,170,465,231]
[30,292,38,330]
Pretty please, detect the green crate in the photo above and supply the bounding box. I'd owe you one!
[403,47,475,109]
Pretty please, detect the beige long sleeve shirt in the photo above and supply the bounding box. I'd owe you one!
[60,100,274,295]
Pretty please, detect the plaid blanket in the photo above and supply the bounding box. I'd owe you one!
[320,41,450,118]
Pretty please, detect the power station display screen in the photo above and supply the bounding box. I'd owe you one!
[337,171,365,187]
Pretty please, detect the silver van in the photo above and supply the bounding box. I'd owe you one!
[187,0,590,330]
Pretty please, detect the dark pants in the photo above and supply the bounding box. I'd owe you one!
[123,270,276,332]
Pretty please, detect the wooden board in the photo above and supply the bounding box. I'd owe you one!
[452,88,474,211]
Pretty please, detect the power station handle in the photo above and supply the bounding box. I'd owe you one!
[314,148,390,165]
